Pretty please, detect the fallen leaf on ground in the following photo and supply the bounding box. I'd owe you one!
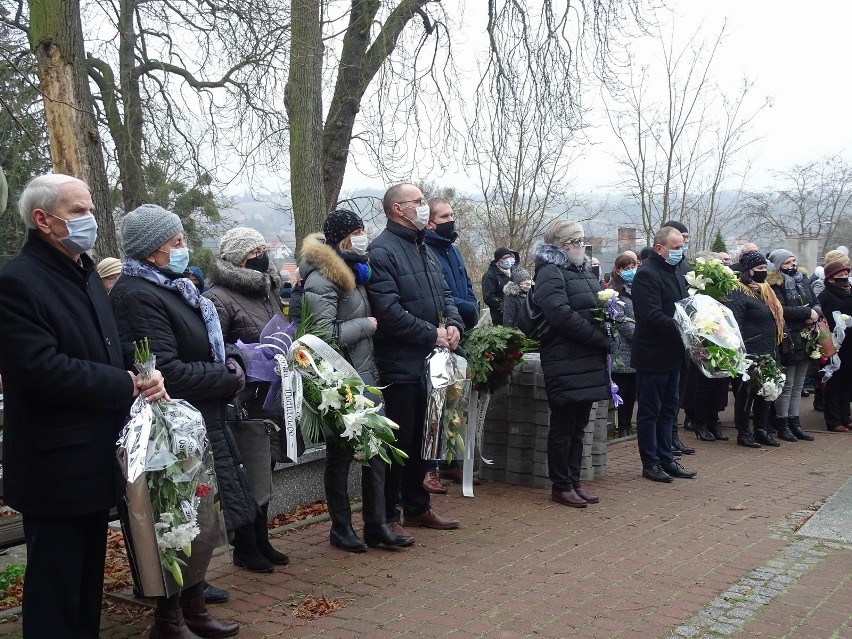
[729,503,747,511]
[268,501,328,528]
[291,594,352,620]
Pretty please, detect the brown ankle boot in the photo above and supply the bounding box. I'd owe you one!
[149,609,202,639]
[180,595,240,638]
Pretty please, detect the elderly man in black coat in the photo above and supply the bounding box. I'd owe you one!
[367,183,465,534]
[631,226,697,483]
[0,174,166,638]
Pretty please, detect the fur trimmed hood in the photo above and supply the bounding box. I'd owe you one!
[207,257,281,298]
[503,281,523,296]
[767,270,784,287]
[298,232,356,292]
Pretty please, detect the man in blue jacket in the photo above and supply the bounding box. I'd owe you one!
[424,198,479,330]
[423,197,480,491]
[367,183,465,534]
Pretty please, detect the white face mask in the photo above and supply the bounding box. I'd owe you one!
[350,234,369,254]
[408,203,430,231]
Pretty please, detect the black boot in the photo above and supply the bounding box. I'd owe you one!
[708,417,728,441]
[693,418,715,442]
[754,429,781,447]
[789,416,814,441]
[736,429,761,448]
[256,504,289,565]
[617,424,632,437]
[232,521,274,573]
[363,523,414,549]
[180,594,240,638]
[325,439,367,553]
[775,417,798,442]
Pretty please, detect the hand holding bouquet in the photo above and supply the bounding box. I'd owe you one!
[742,354,786,401]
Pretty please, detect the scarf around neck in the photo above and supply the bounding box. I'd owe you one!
[123,257,226,363]
[737,280,785,345]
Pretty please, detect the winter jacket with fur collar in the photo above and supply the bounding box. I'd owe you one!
[533,243,610,405]
[204,258,282,345]
[299,233,378,381]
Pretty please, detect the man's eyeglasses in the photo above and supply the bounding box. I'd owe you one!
[396,198,427,208]
[562,239,585,249]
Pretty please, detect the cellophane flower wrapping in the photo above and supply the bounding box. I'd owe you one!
[116,352,227,598]
[422,348,471,462]
[674,294,749,379]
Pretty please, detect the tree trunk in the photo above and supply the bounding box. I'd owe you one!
[117,0,146,211]
[28,0,119,258]
[286,0,326,252]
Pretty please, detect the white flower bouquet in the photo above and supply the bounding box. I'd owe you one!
[116,339,226,597]
[742,354,786,401]
[685,257,738,301]
[674,294,749,378]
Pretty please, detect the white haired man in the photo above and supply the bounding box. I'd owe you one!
[0,174,166,638]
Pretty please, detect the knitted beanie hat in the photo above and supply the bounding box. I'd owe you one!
[823,260,851,282]
[769,249,794,272]
[120,204,183,260]
[739,250,767,272]
[661,220,689,234]
[219,227,266,265]
[512,268,531,284]
[824,249,850,266]
[96,257,122,278]
[323,209,364,246]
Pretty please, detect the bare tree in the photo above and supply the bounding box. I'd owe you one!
[607,19,768,248]
[741,155,852,257]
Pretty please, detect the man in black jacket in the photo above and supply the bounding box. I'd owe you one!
[367,183,465,533]
[0,174,166,638]
[631,226,697,483]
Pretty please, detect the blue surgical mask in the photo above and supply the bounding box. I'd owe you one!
[499,257,515,269]
[665,249,683,266]
[49,212,98,254]
[621,268,636,284]
[163,247,190,275]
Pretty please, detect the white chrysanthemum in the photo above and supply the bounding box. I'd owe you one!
[598,289,618,301]
[158,521,200,551]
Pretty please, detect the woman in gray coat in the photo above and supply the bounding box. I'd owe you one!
[300,209,413,552]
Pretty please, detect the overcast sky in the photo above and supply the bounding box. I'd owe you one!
[336,0,852,198]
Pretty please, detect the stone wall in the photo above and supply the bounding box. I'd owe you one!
[479,353,608,488]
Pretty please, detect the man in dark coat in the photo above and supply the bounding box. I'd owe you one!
[367,183,465,533]
[631,226,697,483]
[424,197,479,330]
[482,246,519,325]
[0,174,166,638]
[423,197,480,490]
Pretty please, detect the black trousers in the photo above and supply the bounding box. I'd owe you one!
[734,382,770,432]
[22,510,109,639]
[325,437,387,529]
[382,382,430,521]
[823,374,852,428]
[611,373,636,431]
[547,401,593,491]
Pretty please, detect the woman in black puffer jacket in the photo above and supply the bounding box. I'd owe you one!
[726,251,785,449]
[534,220,610,509]
[112,205,241,639]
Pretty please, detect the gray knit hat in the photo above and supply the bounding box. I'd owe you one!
[121,204,183,260]
[769,249,794,272]
[512,268,531,284]
[219,227,266,265]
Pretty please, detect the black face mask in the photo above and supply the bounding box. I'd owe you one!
[781,266,798,276]
[833,277,849,286]
[751,270,768,284]
[244,252,269,273]
[434,221,455,239]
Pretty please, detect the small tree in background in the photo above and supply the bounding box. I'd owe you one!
[711,229,727,253]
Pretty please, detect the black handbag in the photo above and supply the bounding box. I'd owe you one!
[516,293,551,340]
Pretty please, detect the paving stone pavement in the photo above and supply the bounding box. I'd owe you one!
[0,407,850,638]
